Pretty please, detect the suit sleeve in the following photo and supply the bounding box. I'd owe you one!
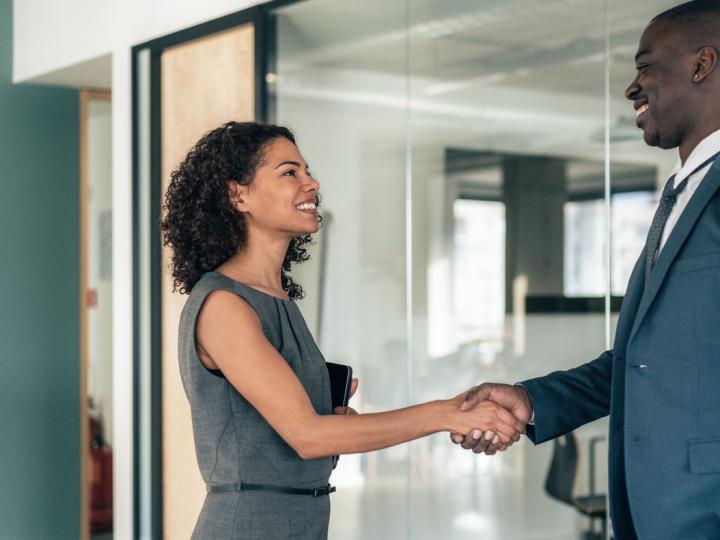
[521,349,613,444]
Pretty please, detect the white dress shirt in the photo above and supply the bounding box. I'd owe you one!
[659,127,720,253]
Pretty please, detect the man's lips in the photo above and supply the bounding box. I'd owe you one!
[635,103,649,127]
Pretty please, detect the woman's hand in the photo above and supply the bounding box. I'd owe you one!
[334,378,359,415]
[446,390,523,446]
[451,383,532,453]
[450,390,505,453]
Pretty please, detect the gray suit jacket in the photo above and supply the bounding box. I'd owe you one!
[522,159,720,539]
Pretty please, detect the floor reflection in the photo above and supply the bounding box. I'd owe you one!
[329,436,585,540]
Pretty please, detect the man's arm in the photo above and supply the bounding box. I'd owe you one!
[455,349,614,453]
[522,349,613,444]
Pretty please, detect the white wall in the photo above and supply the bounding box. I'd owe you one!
[13,0,268,85]
[87,99,114,445]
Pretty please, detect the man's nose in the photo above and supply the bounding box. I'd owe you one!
[625,78,640,101]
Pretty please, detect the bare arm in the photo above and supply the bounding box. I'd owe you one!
[196,291,524,460]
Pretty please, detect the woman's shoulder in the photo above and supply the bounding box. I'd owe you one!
[193,270,233,292]
[181,272,236,319]
[190,271,289,321]
[188,271,286,348]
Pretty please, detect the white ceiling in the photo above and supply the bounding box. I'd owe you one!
[273,0,682,167]
[23,53,112,89]
[276,0,681,98]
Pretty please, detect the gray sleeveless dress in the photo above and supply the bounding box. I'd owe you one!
[178,271,334,539]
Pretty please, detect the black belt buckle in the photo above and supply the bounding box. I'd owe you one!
[313,484,336,497]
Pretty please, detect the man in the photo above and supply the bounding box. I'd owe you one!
[454,2,720,538]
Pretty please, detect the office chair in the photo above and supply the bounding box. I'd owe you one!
[545,433,608,540]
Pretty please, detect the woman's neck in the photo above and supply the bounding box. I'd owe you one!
[217,228,290,298]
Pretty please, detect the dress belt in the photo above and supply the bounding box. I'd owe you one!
[207,482,336,497]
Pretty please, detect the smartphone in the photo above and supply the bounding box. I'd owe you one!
[325,362,353,409]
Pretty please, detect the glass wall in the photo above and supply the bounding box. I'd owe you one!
[272,2,411,537]
[271,0,680,538]
[406,1,607,538]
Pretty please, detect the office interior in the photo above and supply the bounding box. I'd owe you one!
[2,0,683,538]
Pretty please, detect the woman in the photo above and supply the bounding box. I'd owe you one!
[161,121,523,539]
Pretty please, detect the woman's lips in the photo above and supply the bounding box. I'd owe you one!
[295,202,318,215]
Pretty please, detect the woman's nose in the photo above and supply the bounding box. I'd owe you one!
[303,174,320,193]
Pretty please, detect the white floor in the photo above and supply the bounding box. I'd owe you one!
[327,435,597,540]
[330,481,582,540]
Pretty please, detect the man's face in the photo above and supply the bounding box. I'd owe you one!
[625,20,695,150]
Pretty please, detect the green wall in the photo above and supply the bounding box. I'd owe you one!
[0,0,81,537]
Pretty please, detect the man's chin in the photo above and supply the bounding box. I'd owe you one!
[643,128,658,146]
[642,128,680,150]
[642,129,660,147]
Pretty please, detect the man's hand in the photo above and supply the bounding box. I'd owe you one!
[450,383,533,454]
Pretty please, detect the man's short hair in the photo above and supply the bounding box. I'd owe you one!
[652,1,720,49]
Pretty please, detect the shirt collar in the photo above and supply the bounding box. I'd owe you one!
[673,128,720,183]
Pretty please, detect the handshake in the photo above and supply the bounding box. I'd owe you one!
[448,383,534,455]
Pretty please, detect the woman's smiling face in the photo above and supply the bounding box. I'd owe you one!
[233,137,321,237]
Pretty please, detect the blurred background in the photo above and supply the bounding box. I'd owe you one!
[1,0,682,538]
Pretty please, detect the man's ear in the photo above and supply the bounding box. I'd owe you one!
[228,180,249,212]
[692,46,718,83]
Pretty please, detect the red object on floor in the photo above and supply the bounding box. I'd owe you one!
[87,288,98,309]
[89,412,113,533]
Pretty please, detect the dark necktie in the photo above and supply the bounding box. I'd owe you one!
[644,173,688,282]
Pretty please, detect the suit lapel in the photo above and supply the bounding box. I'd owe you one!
[614,249,646,351]
[628,161,720,344]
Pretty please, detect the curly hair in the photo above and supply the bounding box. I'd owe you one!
[160,121,317,299]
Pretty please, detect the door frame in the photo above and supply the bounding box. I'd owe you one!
[80,88,112,540]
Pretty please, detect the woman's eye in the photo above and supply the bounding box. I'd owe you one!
[283,169,296,177]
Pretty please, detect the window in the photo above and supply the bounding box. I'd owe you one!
[564,191,655,297]
[453,199,505,349]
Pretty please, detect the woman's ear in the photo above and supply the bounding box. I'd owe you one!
[227,181,249,212]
